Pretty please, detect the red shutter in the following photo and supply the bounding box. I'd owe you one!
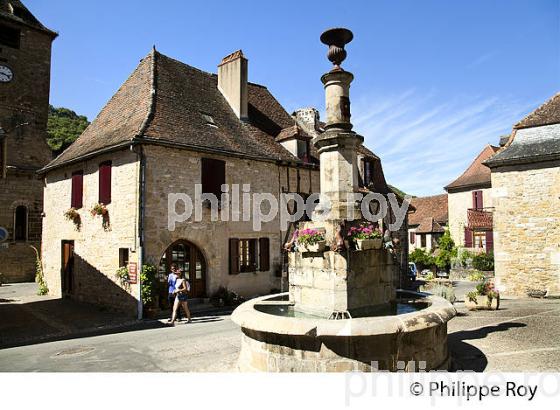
[259,237,270,271]
[71,171,83,209]
[99,161,112,204]
[485,231,494,254]
[229,238,240,275]
[464,227,473,247]
[472,190,483,210]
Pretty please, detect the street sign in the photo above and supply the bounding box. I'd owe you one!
[128,262,138,284]
[0,227,8,243]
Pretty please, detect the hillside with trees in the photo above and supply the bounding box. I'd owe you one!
[47,105,89,156]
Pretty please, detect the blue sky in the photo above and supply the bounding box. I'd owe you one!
[29,0,559,196]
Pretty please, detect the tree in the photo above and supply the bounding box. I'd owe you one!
[434,229,457,271]
[47,105,89,155]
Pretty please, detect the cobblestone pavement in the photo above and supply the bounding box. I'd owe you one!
[1,282,559,372]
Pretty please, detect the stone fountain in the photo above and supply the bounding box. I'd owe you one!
[231,28,456,372]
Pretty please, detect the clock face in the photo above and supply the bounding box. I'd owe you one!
[0,66,14,83]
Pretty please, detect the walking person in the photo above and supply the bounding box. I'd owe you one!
[169,269,192,325]
[167,264,182,321]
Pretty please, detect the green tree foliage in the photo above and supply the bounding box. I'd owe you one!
[472,252,494,271]
[434,229,457,271]
[409,248,435,271]
[47,105,89,155]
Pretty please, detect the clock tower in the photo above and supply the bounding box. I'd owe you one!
[0,0,57,282]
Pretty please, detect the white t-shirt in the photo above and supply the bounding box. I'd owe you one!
[175,278,190,292]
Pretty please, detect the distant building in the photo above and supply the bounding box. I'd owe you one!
[444,145,499,253]
[408,194,448,252]
[0,0,57,282]
[485,92,560,296]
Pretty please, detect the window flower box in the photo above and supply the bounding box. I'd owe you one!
[63,208,81,230]
[296,228,326,253]
[355,237,383,250]
[348,223,383,250]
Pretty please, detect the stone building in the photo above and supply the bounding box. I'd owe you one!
[485,93,560,297]
[39,49,399,316]
[444,144,499,253]
[408,194,448,252]
[0,0,57,282]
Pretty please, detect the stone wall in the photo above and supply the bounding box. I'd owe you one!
[491,160,560,296]
[142,145,320,299]
[41,149,140,314]
[0,21,56,282]
[447,187,492,246]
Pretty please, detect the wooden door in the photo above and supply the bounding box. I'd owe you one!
[160,241,206,298]
[61,240,74,296]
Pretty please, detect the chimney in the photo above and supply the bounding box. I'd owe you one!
[218,50,248,120]
[293,108,321,138]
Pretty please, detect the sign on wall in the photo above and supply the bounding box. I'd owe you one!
[128,262,138,284]
[0,227,8,243]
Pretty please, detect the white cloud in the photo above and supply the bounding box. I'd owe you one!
[352,90,534,196]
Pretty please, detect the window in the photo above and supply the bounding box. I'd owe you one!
[473,231,486,249]
[420,234,426,248]
[409,231,415,245]
[119,248,129,268]
[201,112,217,127]
[99,161,112,204]
[472,190,483,210]
[71,170,83,209]
[296,140,309,161]
[14,205,27,241]
[363,159,373,186]
[0,24,21,49]
[229,237,270,274]
[201,158,225,199]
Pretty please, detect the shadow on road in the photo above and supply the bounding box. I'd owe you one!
[449,322,526,371]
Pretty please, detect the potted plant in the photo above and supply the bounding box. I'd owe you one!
[90,203,108,217]
[296,228,326,252]
[115,266,130,289]
[347,223,383,250]
[63,208,81,229]
[465,279,500,310]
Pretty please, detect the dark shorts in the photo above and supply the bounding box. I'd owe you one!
[177,293,188,302]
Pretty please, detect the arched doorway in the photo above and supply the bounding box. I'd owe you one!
[158,240,207,299]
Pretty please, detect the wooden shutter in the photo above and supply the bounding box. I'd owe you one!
[409,231,415,244]
[472,190,483,210]
[485,231,494,254]
[259,237,270,271]
[99,161,112,204]
[249,239,257,271]
[71,171,83,209]
[464,227,473,247]
[229,238,240,275]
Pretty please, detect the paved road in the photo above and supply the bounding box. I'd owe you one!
[0,315,240,372]
[2,281,560,372]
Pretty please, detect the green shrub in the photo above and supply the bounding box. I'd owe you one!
[140,264,158,306]
[472,252,494,271]
[459,249,475,268]
[421,283,456,304]
[468,271,485,282]
[434,230,457,271]
[424,271,435,281]
[409,248,435,271]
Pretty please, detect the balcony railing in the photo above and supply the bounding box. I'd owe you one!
[467,208,493,230]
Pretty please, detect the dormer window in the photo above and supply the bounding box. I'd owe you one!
[363,159,373,186]
[201,113,217,128]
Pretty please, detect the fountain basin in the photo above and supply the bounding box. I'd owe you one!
[231,291,456,372]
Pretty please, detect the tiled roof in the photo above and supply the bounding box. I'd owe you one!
[0,0,57,36]
[408,194,448,227]
[275,123,313,142]
[444,145,499,191]
[415,217,445,234]
[514,92,560,129]
[42,50,303,171]
[485,93,560,168]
